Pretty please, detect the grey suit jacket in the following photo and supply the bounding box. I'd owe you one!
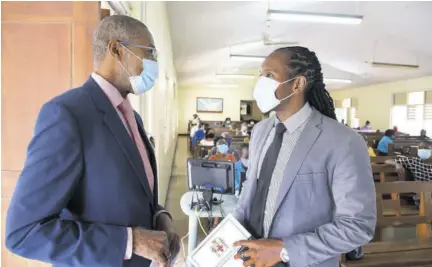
[235,109,376,267]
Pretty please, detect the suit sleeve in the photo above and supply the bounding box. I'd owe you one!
[283,133,377,267]
[234,127,257,224]
[5,102,128,266]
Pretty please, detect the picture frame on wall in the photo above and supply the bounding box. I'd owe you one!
[196,97,223,113]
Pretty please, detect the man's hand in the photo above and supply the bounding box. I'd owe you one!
[132,227,170,266]
[156,213,180,265]
[233,239,284,267]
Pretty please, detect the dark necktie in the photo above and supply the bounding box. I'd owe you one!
[247,123,287,238]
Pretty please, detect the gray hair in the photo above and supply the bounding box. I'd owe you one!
[92,15,149,65]
[216,139,228,146]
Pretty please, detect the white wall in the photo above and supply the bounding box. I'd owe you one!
[177,84,254,133]
[129,1,178,206]
[330,76,432,130]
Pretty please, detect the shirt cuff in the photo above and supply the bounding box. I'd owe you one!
[124,227,133,260]
[153,210,172,227]
[280,248,290,262]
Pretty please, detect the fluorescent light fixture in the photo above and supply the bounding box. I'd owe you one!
[324,78,352,84]
[216,74,255,79]
[268,10,363,25]
[230,55,266,62]
[367,61,419,69]
[208,84,238,88]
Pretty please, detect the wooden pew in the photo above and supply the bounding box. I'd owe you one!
[193,145,213,159]
[371,163,401,183]
[341,181,432,267]
[389,141,431,156]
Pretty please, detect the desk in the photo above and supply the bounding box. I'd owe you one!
[180,191,238,267]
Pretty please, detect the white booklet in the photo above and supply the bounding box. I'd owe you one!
[188,214,252,267]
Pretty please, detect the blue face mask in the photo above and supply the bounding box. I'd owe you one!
[418,149,432,160]
[217,144,229,154]
[119,44,159,95]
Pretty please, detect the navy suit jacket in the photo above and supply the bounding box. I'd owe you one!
[6,77,162,267]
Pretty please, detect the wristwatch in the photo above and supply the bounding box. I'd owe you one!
[280,248,290,262]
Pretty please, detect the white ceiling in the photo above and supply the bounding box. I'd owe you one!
[166,1,432,90]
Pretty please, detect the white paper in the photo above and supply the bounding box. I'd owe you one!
[188,214,251,267]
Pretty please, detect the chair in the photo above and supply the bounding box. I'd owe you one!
[341,181,432,267]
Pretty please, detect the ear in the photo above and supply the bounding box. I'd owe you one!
[108,40,122,60]
[292,76,307,93]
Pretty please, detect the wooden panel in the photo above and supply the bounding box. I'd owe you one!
[1,2,100,266]
[1,1,73,21]
[1,22,72,171]
[101,8,111,20]
[376,182,432,194]
[1,171,20,198]
[71,1,100,87]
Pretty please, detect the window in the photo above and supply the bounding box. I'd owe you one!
[335,108,347,123]
[350,108,359,128]
[408,91,425,105]
[391,91,430,136]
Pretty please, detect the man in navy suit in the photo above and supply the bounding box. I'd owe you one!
[5,15,179,267]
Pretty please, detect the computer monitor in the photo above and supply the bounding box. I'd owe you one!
[187,159,235,195]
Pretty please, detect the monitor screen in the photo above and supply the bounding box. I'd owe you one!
[187,159,235,195]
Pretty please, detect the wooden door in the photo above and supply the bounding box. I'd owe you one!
[1,2,100,266]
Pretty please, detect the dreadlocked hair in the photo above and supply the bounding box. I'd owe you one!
[274,46,337,120]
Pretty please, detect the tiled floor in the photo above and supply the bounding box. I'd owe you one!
[165,137,420,266]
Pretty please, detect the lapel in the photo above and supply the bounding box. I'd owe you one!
[85,77,154,205]
[273,109,323,213]
[134,112,159,204]
[251,118,275,179]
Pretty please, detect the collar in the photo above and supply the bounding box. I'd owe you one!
[91,72,124,108]
[274,102,313,133]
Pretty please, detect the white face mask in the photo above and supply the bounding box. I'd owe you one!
[253,76,296,113]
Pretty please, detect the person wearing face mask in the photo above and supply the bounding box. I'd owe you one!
[223,117,233,128]
[200,128,216,146]
[385,143,432,181]
[209,139,236,162]
[233,47,375,267]
[377,129,395,156]
[241,122,249,136]
[5,15,179,267]
[234,143,249,196]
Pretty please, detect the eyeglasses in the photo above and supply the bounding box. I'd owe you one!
[119,41,158,61]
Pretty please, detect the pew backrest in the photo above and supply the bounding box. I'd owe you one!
[375,181,432,238]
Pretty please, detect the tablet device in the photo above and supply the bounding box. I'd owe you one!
[188,214,251,267]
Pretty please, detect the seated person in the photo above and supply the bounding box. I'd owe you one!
[200,128,215,146]
[222,117,232,128]
[243,131,251,143]
[191,114,200,127]
[221,132,232,146]
[209,139,235,162]
[208,137,240,160]
[420,129,429,138]
[234,143,249,196]
[190,114,201,137]
[192,124,206,145]
[377,129,395,156]
[360,120,372,130]
[385,144,432,181]
[240,122,248,136]
[368,146,376,157]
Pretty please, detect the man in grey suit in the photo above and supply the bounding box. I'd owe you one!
[233,47,376,267]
